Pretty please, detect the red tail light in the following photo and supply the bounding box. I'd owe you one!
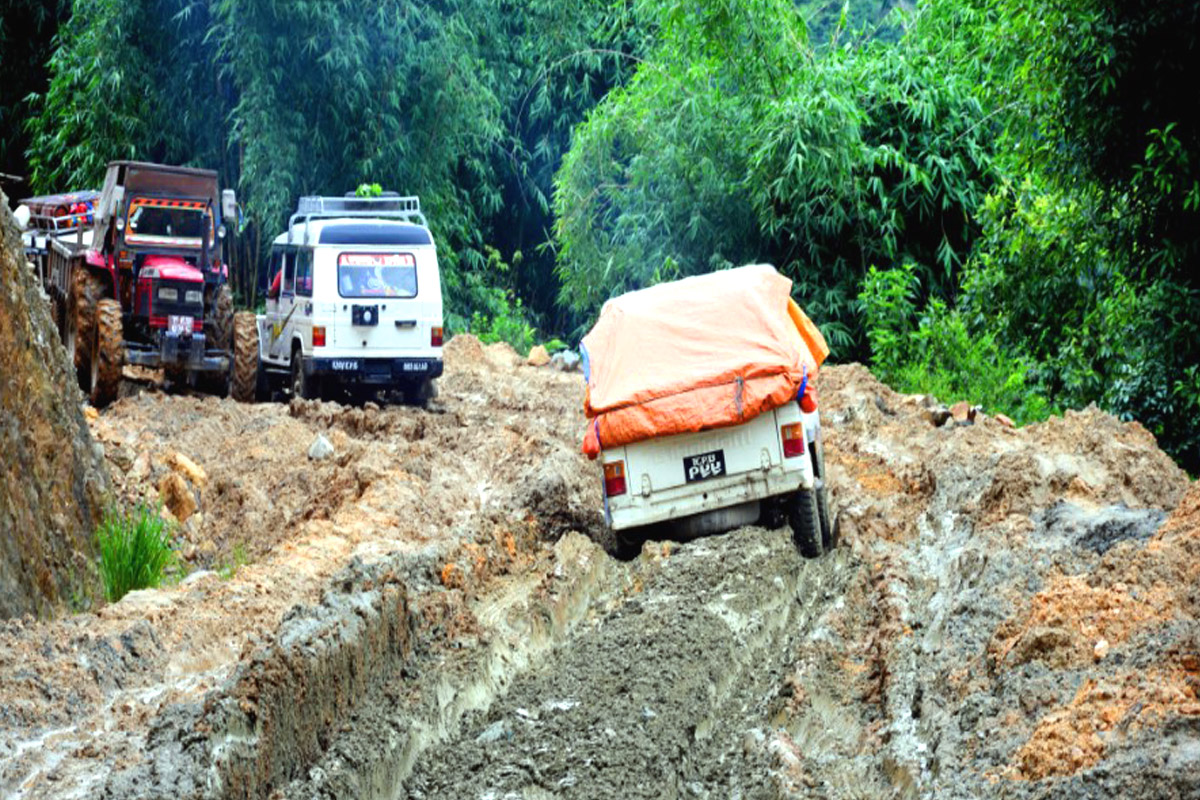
[781,423,806,458]
[313,326,326,347]
[431,326,444,347]
[603,461,627,497]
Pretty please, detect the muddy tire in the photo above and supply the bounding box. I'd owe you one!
[69,265,106,378]
[231,312,262,403]
[409,378,438,408]
[600,526,643,561]
[206,284,234,353]
[789,487,824,559]
[290,345,313,400]
[812,438,835,550]
[90,299,123,407]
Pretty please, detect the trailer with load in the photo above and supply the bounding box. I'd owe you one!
[18,161,240,405]
[580,264,833,558]
[237,193,444,404]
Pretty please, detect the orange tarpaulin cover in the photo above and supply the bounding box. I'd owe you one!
[581,264,829,458]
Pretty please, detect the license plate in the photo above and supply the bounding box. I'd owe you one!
[402,362,427,372]
[684,450,726,483]
[330,359,360,371]
[168,315,193,335]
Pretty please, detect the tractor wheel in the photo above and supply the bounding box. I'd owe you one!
[69,266,106,378]
[231,312,262,403]
[788,487,824,559]
[206,284,234,353]
[89,299,123,407]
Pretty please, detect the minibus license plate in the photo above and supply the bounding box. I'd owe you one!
[331,360,359,371]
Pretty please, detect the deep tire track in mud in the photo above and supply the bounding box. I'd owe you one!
[396,532,854,800]
[393,530,851,800]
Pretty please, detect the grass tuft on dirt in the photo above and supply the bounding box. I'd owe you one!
[96,504,176,603]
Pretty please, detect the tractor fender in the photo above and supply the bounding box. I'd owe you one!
[81,251,116,297]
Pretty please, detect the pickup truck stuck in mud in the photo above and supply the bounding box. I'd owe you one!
[580,265,834,557]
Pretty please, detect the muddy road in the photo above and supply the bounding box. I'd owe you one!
[1,338,1198,799]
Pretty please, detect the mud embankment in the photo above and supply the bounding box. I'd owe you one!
[0,190,108,617]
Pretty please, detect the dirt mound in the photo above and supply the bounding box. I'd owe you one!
[769,362,1194,799]
[990,482,1200,780]
[990,574,1174,670]
[1012,661,1200,780]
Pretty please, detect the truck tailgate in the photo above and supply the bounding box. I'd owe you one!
[622,408,786,495]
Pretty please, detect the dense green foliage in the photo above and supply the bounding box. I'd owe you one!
[554,0,1200,470]
[917,0,1200,469]
[20,0,644,338]
[554,0,994,348]
[96,504,176,602]
[859,263,1052,424]
[0,0,65,178]
[5,0,1199,469]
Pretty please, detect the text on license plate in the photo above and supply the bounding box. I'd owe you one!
[331,360,359,371]
[402,362,428,372]
[168,315,193,335]
[684,450,726,483]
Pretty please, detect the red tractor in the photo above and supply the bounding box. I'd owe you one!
[20,161,241,405]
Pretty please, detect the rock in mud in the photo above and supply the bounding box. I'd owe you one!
[922,405,952,427]
[158,472,197,523]
[526,344,551,366]
[551,350,582,372]
[308,433,335,461]
[169,452,207,488]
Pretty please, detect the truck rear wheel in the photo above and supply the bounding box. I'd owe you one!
[408,378,438,408]
[290,345,314,400]
[788,487,824,559]
[812,438,835,550]
[89,299,123,407]
[206,284,234,353]
[231,312,262,403]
